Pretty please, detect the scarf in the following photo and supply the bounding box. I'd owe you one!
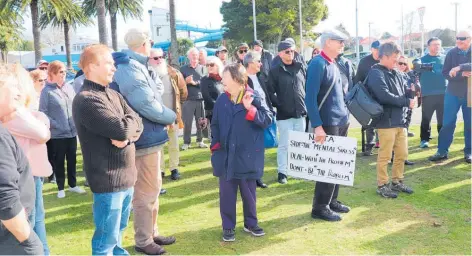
[209,73,222,81]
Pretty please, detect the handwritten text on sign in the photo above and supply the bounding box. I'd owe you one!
[287,131,357,186]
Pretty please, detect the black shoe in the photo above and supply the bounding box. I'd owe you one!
[243,225,265,237]
[135,243,166,255]
[161,171,165,178]
[256,179,268,188]
[170,169,181,180]
[160,189,167,195]
[153,235,176,245]
[363,147,374,156]
[429,152,448,162]
[329,201,350,213]
[404,160,415,166]
[222,229,235,242]
[278,173,287,184]
[311,207,342,221]
[390,181,414,194]
[407,131,415,137]
[376,184,398,198]
[465,155,471,164]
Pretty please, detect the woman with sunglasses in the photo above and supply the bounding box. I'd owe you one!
[234,43,249,64]
[200,56,225,126]
[30,70,47,99]
[39,61,85,198]
[211,64,272,242]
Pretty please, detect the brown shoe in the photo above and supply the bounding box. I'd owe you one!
[153,235,176,245]
[135,243,166,255]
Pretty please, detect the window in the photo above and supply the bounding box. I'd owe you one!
[156,26,161,36]
[166,13,170,22]
[61,46,64,52]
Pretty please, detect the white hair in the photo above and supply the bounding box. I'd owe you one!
[206,56,224,77]
[151,48,164,56]
[187,47,199,56]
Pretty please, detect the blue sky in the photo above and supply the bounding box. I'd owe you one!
[21,0,472,42]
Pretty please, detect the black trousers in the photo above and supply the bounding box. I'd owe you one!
[46,137,77,191]
[312,124,349,210]
[420,94,444,141]
[364,126,376,149]
[0,224,43,255]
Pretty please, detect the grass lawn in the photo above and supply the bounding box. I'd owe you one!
[42,123,471,255]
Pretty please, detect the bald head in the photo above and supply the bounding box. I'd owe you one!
[456,30,472,51]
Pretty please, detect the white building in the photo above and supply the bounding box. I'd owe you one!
[42,37,100,56]
[148,7,172,43]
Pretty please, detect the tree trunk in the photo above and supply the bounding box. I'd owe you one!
[110,13,118,51]
[30,0,42,64]
[64,21,72,70]
[97,0,108,45]
[169,0,179,68]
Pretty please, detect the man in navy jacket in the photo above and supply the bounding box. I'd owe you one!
[429,30,472,164]
[305,30,351,222]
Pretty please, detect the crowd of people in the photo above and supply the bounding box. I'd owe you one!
[0,25,470,255]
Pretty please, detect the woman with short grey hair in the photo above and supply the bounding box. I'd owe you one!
[200,56,225,125]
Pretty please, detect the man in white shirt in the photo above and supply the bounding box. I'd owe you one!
[243,51,274,189]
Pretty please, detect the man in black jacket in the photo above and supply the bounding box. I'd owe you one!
[355,40,380,156]
[0,68,43,255]
[267,40,307,184]
[366,42,415,199]
[252,40,274,84]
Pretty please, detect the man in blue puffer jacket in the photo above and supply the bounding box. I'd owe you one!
[112,28,177,255]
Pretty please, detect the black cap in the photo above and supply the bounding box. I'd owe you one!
[371,40,380,49]
[278,40,294,52]
[253,40,263,48]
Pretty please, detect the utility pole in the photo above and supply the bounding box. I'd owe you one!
[418,6,425,56]
[401,4,404,54]
[299,0,303,55]
[452,2,459,36]
[252,0,257,40]
[368,22,373,50]
[355,0,360,64]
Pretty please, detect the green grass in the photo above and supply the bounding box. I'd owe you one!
[43,123,471,255]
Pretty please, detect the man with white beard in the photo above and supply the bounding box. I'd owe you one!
[149,48,188,181]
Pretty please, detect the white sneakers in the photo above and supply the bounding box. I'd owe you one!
[57,186,86,198]
[181,144,190,150]
[197,142,208,148]
[69,186,86,194]
[57,190,65,198]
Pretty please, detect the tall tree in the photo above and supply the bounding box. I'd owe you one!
[0,25,21,62]
[221,0,328,44]
[96,0,108,45]
[83,0,143,51]
[0,0,72,63]
[40,0,92,69]
[169,0,179,68]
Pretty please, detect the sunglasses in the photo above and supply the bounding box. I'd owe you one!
[238,49,248,54]
[285,49,295,54]
[37,79,46,83]
[456,37,470,41]
[398,62,408,66]
[152,56,165,60]
[39,67,48,70]
[206,63,216,68]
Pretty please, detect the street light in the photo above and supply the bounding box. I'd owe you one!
[355,0,360,64]
[252,0,257,40]
[299,0,303,54]
[417,6,425,56]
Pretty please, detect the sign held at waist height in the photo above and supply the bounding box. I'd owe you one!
[287,131,357,186]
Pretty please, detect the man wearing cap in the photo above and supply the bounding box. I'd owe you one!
[271,38,307,69]
[112,28,177,255]
[234,43,249,64]
[244,51,274,189]
[267,40,307,185]
[252,40,274,84]
[305,30,351,222]
[36,60,49,72]
[354,40,381,156]
[216,46,228,65]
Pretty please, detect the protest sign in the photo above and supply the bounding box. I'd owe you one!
[287,131,357,186]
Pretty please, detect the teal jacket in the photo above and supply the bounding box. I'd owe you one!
[419,54,447,96]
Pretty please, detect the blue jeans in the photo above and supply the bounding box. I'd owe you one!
[92,188,133,256]
[28,177,50,255]
[277,117,306,175]
[437,91,471,156]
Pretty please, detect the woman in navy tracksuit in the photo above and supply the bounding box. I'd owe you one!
[210,64,273,242]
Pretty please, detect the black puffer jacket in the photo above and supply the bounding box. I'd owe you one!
[258,50,274,84]
[267,60,307,120]
[366,64,414,129]
[200,75,224,112]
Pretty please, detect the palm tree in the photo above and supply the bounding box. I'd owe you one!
[0,0,72,63]
[96,0,108,45]
[39,0,92,69]
[83,0,143,51]
[169,0,179,68]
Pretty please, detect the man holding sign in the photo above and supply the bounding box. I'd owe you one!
[305,30,351,222]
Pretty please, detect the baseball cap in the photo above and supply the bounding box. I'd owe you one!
[278,40,295,52]
[252,40,263,48]
[217,46,228,52]
[285,38,296,45]
[124,28,150,49]
[371,40,380,49]
[37,60,49,67]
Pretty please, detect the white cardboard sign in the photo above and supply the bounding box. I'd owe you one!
[287,131,357,186]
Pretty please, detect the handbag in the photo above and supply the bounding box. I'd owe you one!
[264,119,278,148]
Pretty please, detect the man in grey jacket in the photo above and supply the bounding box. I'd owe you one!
[113,28,177,255]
